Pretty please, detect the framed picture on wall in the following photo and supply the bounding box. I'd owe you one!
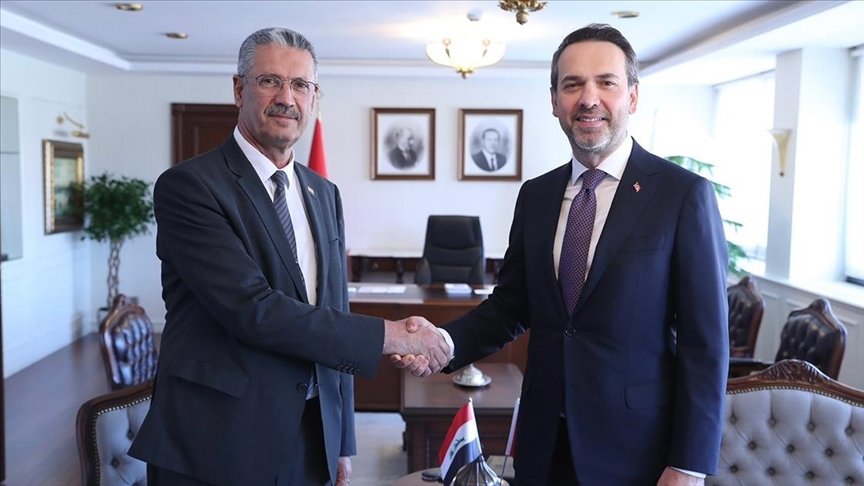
[459,109,522,181]
[371,107,435,180]
[42,139,84,234]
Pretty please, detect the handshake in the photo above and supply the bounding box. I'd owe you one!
[382,316,451,377]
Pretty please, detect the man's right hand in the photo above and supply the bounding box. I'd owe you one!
[382,316,449,375]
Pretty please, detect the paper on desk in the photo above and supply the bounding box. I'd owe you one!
[473,286,495,295]
[356,285,407,294]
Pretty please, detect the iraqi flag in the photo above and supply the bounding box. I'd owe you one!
[438,399,483,485]
[308,116,328,178]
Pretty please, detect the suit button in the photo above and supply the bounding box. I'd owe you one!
[296,383,309,393]
[564,326,576,337]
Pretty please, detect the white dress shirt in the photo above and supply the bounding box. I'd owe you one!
[233,127,318,305]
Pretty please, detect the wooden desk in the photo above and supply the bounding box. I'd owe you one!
[400,363,523,473]
[349,284,528,411]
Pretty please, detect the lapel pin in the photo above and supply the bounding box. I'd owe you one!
[307,186,315,196]
[633,182,641,193]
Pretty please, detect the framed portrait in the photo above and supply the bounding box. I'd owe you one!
[371,108,435,180]
[459,109,523,181]
[43,139,84,234]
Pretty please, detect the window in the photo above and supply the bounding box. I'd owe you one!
[711,73,775,269]
[845,47,864,285]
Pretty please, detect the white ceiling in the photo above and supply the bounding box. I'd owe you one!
[1,0,862,84]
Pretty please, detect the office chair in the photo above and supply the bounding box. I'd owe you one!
[415,215,485,285]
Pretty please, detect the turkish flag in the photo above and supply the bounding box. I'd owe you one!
[308,117,328,178]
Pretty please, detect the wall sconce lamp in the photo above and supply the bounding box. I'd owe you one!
[57,112,90,139]
[768,129,791,176]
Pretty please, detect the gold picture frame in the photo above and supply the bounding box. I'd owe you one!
[371,107,435,180]
[458,109,523,181]
[43,139,84,234]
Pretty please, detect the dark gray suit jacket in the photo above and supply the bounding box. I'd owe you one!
[444,140,729,485]
[129,137,384,485]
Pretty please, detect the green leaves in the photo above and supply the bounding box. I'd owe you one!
[82,173,154,244]
[666,155,747,276]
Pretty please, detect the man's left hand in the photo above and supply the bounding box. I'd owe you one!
[336,456,352,486]
[657,467,704,486]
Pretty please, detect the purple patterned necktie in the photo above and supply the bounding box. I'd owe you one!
[559,168,606,315]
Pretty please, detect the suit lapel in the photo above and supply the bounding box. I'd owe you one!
[222,139,309,302]
[294,166,328,305]
[532,163,573,320]
[578,142,659,308]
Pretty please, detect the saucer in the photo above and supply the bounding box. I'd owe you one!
[452,374,492,387]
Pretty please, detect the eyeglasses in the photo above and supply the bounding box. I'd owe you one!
[243,74,319,98]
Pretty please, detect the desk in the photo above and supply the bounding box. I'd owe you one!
[349,285,528,411]
[348,251,504,283]
[401,363,523,473]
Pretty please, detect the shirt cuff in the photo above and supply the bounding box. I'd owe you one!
[436,328,455,361]
[671,467,706,479]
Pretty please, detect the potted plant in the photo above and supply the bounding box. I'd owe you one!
[665,155,747,276]
[81,173,155,308]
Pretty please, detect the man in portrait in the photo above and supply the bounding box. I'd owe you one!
[387,127,418,169]
[472,127,508,172]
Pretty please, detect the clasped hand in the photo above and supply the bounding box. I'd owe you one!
[382,316,449,377]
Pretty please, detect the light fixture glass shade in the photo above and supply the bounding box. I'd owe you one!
[426,37,506,78]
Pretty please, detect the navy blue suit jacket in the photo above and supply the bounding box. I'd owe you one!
[129,137,384,485]
[443,140,729,485]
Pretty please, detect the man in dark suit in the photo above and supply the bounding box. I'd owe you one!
[129,28,449,486]
[471,127,507,172]
[399,24,729,485]
[387,127,418,169]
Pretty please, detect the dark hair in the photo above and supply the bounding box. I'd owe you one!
[550,23,638,89]
[237,28,318,79]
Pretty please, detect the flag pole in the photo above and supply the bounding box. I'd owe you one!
[502,397,520,477]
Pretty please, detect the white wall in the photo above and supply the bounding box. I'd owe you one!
[0,48,92,376]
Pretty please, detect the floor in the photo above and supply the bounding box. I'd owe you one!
[2,333,408,485]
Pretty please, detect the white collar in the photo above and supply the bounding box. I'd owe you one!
[233,126,296,185]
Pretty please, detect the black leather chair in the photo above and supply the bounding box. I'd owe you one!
[99,294,158,390]
[414,215,485,285]
[76,382,152,486]
[729,298,847,379]
[727,276,764,358]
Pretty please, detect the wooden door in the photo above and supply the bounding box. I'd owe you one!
[171,103,238,164]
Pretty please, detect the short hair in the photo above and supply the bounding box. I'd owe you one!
[481,128,500,139]
[237,28,318,79]
[550,23,638,89]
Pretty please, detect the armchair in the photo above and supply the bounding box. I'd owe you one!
[99,294,158,390]
[729,298,847,379]
[727,275,764,358]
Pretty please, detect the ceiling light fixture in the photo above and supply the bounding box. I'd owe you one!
[611,10,640,19]
[426,12,505,79]
[165,32,189,40]
[114,3,143,11]
[498,0,547,25]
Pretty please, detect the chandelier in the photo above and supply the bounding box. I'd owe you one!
[426,13,505,79]
[498,0,547,25]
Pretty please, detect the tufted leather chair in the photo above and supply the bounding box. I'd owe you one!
[773,299,847,379]
[729,298,847,379]
[99,294,158,390]
[414,215,485,285]
[76,382,152,486]
[727,275,764,358]
[711,359,864,485]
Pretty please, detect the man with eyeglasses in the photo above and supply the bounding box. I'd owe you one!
[130,27,450,486]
